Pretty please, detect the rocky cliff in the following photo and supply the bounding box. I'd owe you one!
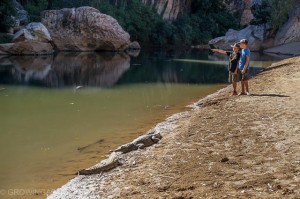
[225,0,262,26]
[274,0,300,45]
[140,0,261,24]
[141,0,191,21]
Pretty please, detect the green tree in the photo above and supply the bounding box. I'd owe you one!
[0,0,16,32]
[271,0,294,30]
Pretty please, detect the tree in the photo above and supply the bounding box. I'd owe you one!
[271,0,294,30]
[0,0,16,32]
[251,0,272,25]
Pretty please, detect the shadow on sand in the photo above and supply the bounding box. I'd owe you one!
[250,93,290,98]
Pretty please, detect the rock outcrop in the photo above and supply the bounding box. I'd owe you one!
[13,22,52,43]
[41,6,130,51]
[141,0,191,21]
[0,22,53,55]
[274,0,300,46]
[209,24,269,51]
[0,41,54,55]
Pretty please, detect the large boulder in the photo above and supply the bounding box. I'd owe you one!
[0,41,54,55]
[41,6,130,51]
[209,24,268,51]
[13,22,52,43]
[274,1,300,46]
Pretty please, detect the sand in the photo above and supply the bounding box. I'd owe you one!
[48,56,300,199]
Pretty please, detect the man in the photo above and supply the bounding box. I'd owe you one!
[238,39,251,96]
[212,43,241,96]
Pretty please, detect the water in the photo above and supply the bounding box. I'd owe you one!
[0,50,280,198]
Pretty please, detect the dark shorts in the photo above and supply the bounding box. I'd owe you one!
[238,69,249,81]
[228,71,239,83]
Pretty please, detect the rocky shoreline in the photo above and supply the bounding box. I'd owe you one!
[48,56,300,198]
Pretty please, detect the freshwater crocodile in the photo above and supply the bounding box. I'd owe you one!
[115,131,162,153]
[78,152,121,175]
[78,130,162,175]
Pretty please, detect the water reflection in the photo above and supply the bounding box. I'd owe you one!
[0,52,130,88]
[0,50,281,88]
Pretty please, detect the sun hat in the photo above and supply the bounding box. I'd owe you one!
[230,43,240,48]
[239,39,248,44]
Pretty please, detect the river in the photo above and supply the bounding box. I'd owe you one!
[0,50,280,198]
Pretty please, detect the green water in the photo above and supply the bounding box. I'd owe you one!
[0,50,280,198]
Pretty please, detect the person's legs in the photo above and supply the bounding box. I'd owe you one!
[241,81,245,93]
[245,80,249,92]
[233,82,237,92]
[231,73,238,96]
[231,82,237,95]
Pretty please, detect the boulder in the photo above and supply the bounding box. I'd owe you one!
[128,41,141,49]
[41,6,130,51]
[0,41,54,55]
[274,1,300,46]
[13,22,52,43]
[209,24,267,51]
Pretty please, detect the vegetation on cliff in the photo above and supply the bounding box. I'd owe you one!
[251,0,294,30]
[1,0,238,47]
[0,0,295,47]
[0,0,16,32]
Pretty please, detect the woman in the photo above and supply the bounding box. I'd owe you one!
[212,43,241,96]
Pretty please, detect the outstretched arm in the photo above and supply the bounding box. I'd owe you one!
[211,49,227,54]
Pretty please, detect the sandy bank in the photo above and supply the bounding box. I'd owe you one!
[264,42,300,57]
[48,56,300,199]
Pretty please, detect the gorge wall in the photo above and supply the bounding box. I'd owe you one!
[140,0,261,24]
[141,0,191,21]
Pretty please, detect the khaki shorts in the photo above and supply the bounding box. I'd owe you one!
[228,71,239,83]
[238,69,249,81]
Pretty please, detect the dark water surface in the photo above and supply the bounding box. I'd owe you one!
[0,50,280,198]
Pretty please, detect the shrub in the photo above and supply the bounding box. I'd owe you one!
[0,33,13,44]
